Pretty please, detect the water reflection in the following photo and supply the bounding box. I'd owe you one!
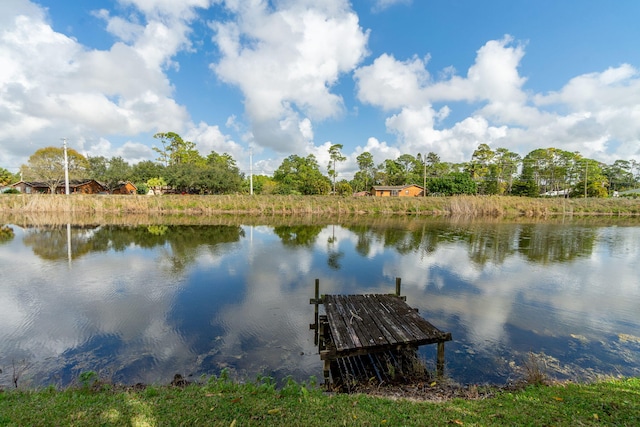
[0,218,639,388]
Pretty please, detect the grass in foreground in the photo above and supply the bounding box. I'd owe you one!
[1,376,638,426]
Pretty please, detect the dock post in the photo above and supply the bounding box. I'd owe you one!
[437,341,445,377]
[395,277,401,296]
[312,279,320,345]
[323,358,331,386]
[314,279,319,321]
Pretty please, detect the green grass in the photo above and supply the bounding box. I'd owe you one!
[1,377,638,426]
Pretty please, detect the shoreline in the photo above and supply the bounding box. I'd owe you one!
[2,194,640,218]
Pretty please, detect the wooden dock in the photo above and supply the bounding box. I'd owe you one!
[311,278,452,387]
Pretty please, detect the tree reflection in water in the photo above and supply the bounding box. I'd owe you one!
[2,217,639,388]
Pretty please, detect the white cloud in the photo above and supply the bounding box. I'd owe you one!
[355,35,640,163]
[354,53,430,110]
[385,107,509,163]
[185,121,243,159]
[82,138,155,164]
[2,1,639,173]
[371,0,412,13]
[210,0,369,153]
[0,0,206,170]
[356,36,527,109]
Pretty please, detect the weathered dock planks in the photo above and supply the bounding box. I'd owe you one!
[311,278,452,387]
[323,294,452,356]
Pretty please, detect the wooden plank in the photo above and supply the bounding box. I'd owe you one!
[344,295,391,348]
[323,293,451,356]
[360,294,411,344]
[328,295,356,351]
[369,294,423,343]
[354,294,399,345]
[375,294,441,341]
[325,295,362,351]
[337,295,379,350]
[323,295,354,351]
[378,295,432,341]
[336,295,367,348]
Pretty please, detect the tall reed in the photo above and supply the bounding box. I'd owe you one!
[2,194,640,217]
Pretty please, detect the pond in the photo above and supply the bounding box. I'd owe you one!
[1,217,639,388]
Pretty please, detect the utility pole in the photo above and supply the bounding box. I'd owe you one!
[423,159,426,197]
[584,162,588,198]
[249,146,254,195]
[62,138,70,195]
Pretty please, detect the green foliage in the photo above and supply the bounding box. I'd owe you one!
[0,167,15,186]
[20,146,90,193]
[131,160,166,185]
[604,159,637,192]
[335,180,353,196]
[273,154,331,195]
[153,132,202,166]
[135,182,149,195]
[78,371,99,391]
[519,148,583,196]
[18,137,639,200]
[88,155,133,190]
[511,179,539,197]
[247,174,276,194]
[464,145,521,195]
[354,151,375,191]
[569,159,608,198]
[328,143,346,193]
[426,172,477,195]
[3,188,20,194]
[377,158,405,185]
[146,177,167,193]
[0,225,15,243]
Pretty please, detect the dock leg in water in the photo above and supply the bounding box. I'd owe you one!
[437,341,445,377]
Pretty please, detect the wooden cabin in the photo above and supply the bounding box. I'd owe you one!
[371,184,424,197]
[12,180,108,194]
[111,181,137,195]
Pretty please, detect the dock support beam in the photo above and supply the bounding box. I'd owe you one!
[437,341,445,377]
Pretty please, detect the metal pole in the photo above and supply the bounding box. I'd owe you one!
[62,138,70,195]
[67,223,72,266]
[423,160,426,196]
[584,162,588,198]
[250,147,253,195]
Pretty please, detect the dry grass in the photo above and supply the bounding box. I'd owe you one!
[522,352,549,386]
[1,194,640,218]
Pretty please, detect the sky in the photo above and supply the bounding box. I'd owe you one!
[2,0,640,180]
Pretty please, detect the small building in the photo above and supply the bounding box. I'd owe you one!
[11,181,49,194]
[371,184,425,197]
[11,180,108,194]
[111,181,137,195]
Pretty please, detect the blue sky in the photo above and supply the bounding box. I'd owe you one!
[2,0,640,179]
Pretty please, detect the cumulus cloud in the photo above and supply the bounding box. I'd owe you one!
[2,1,639,174]
[209,0,369,153]
[355,37,526,109]
[354,36,640,163]
[81,137,155,164]
[185,121,244,159]
[354,53,431,110]
[0,0,207,170]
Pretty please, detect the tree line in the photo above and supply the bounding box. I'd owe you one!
[2,132,640,197]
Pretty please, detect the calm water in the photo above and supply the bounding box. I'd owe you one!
[1,218,639,388]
